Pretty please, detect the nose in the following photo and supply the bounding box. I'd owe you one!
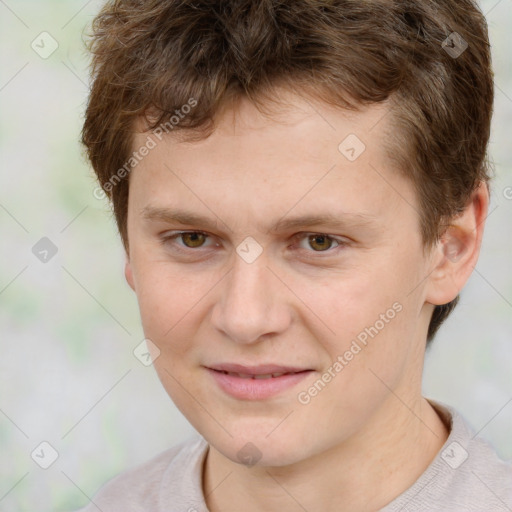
[210,251,292,345]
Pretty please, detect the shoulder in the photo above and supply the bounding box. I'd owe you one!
[383,400,512,511]
[75,435,209,512]
[448,416,512,507]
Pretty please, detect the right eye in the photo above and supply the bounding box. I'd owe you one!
[160,231,217,251]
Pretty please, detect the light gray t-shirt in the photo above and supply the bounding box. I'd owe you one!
[77,401,512,511]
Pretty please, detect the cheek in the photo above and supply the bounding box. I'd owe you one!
[301,260,416,382]
[133,262,208,353]
[133,265,211,408]
[301,265,401,338]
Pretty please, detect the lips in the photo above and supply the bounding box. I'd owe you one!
[205,363,314,400]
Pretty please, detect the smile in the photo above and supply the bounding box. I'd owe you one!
[206,368,313,400]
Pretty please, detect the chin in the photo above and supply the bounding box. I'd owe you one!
[206,425,315,468]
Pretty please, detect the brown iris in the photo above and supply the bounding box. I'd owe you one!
[181,232,207,248]
[307,234,334,251]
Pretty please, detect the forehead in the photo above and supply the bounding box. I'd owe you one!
[187,91,391,159]
[135,87,395,159]
[128,90,417,233]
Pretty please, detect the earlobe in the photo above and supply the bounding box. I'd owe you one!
[425,182,489,306]
[124,259,136,291]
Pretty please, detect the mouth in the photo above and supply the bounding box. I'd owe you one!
[214,370,305,379]
[205,364,314,400]
[206,363,312,375]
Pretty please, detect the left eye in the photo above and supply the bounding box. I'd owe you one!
[295,233,341,252]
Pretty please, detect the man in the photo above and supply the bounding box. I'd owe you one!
[78,0,512,510]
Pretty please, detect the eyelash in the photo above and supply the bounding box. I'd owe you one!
[159,231,347,257]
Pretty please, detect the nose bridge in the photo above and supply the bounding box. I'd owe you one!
[211,249,290,344]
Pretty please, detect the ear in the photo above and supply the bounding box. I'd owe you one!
[124,257,136,292]
[425,182,489,306]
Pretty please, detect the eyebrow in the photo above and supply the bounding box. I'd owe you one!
[141,206,378,234]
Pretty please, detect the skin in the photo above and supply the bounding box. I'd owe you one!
[124,87,488,511]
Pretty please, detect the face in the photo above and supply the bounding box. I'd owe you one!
[124,90,439,467]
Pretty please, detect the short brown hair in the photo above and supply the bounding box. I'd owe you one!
[81,0,494,344]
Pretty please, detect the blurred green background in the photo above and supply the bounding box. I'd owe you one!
[0,1,510,510]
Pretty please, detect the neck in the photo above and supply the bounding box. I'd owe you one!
[203,396,449,512]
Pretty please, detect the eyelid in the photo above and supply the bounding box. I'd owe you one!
[291,231,345,243]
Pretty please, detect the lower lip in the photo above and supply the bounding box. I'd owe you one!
[206,368,313,400]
